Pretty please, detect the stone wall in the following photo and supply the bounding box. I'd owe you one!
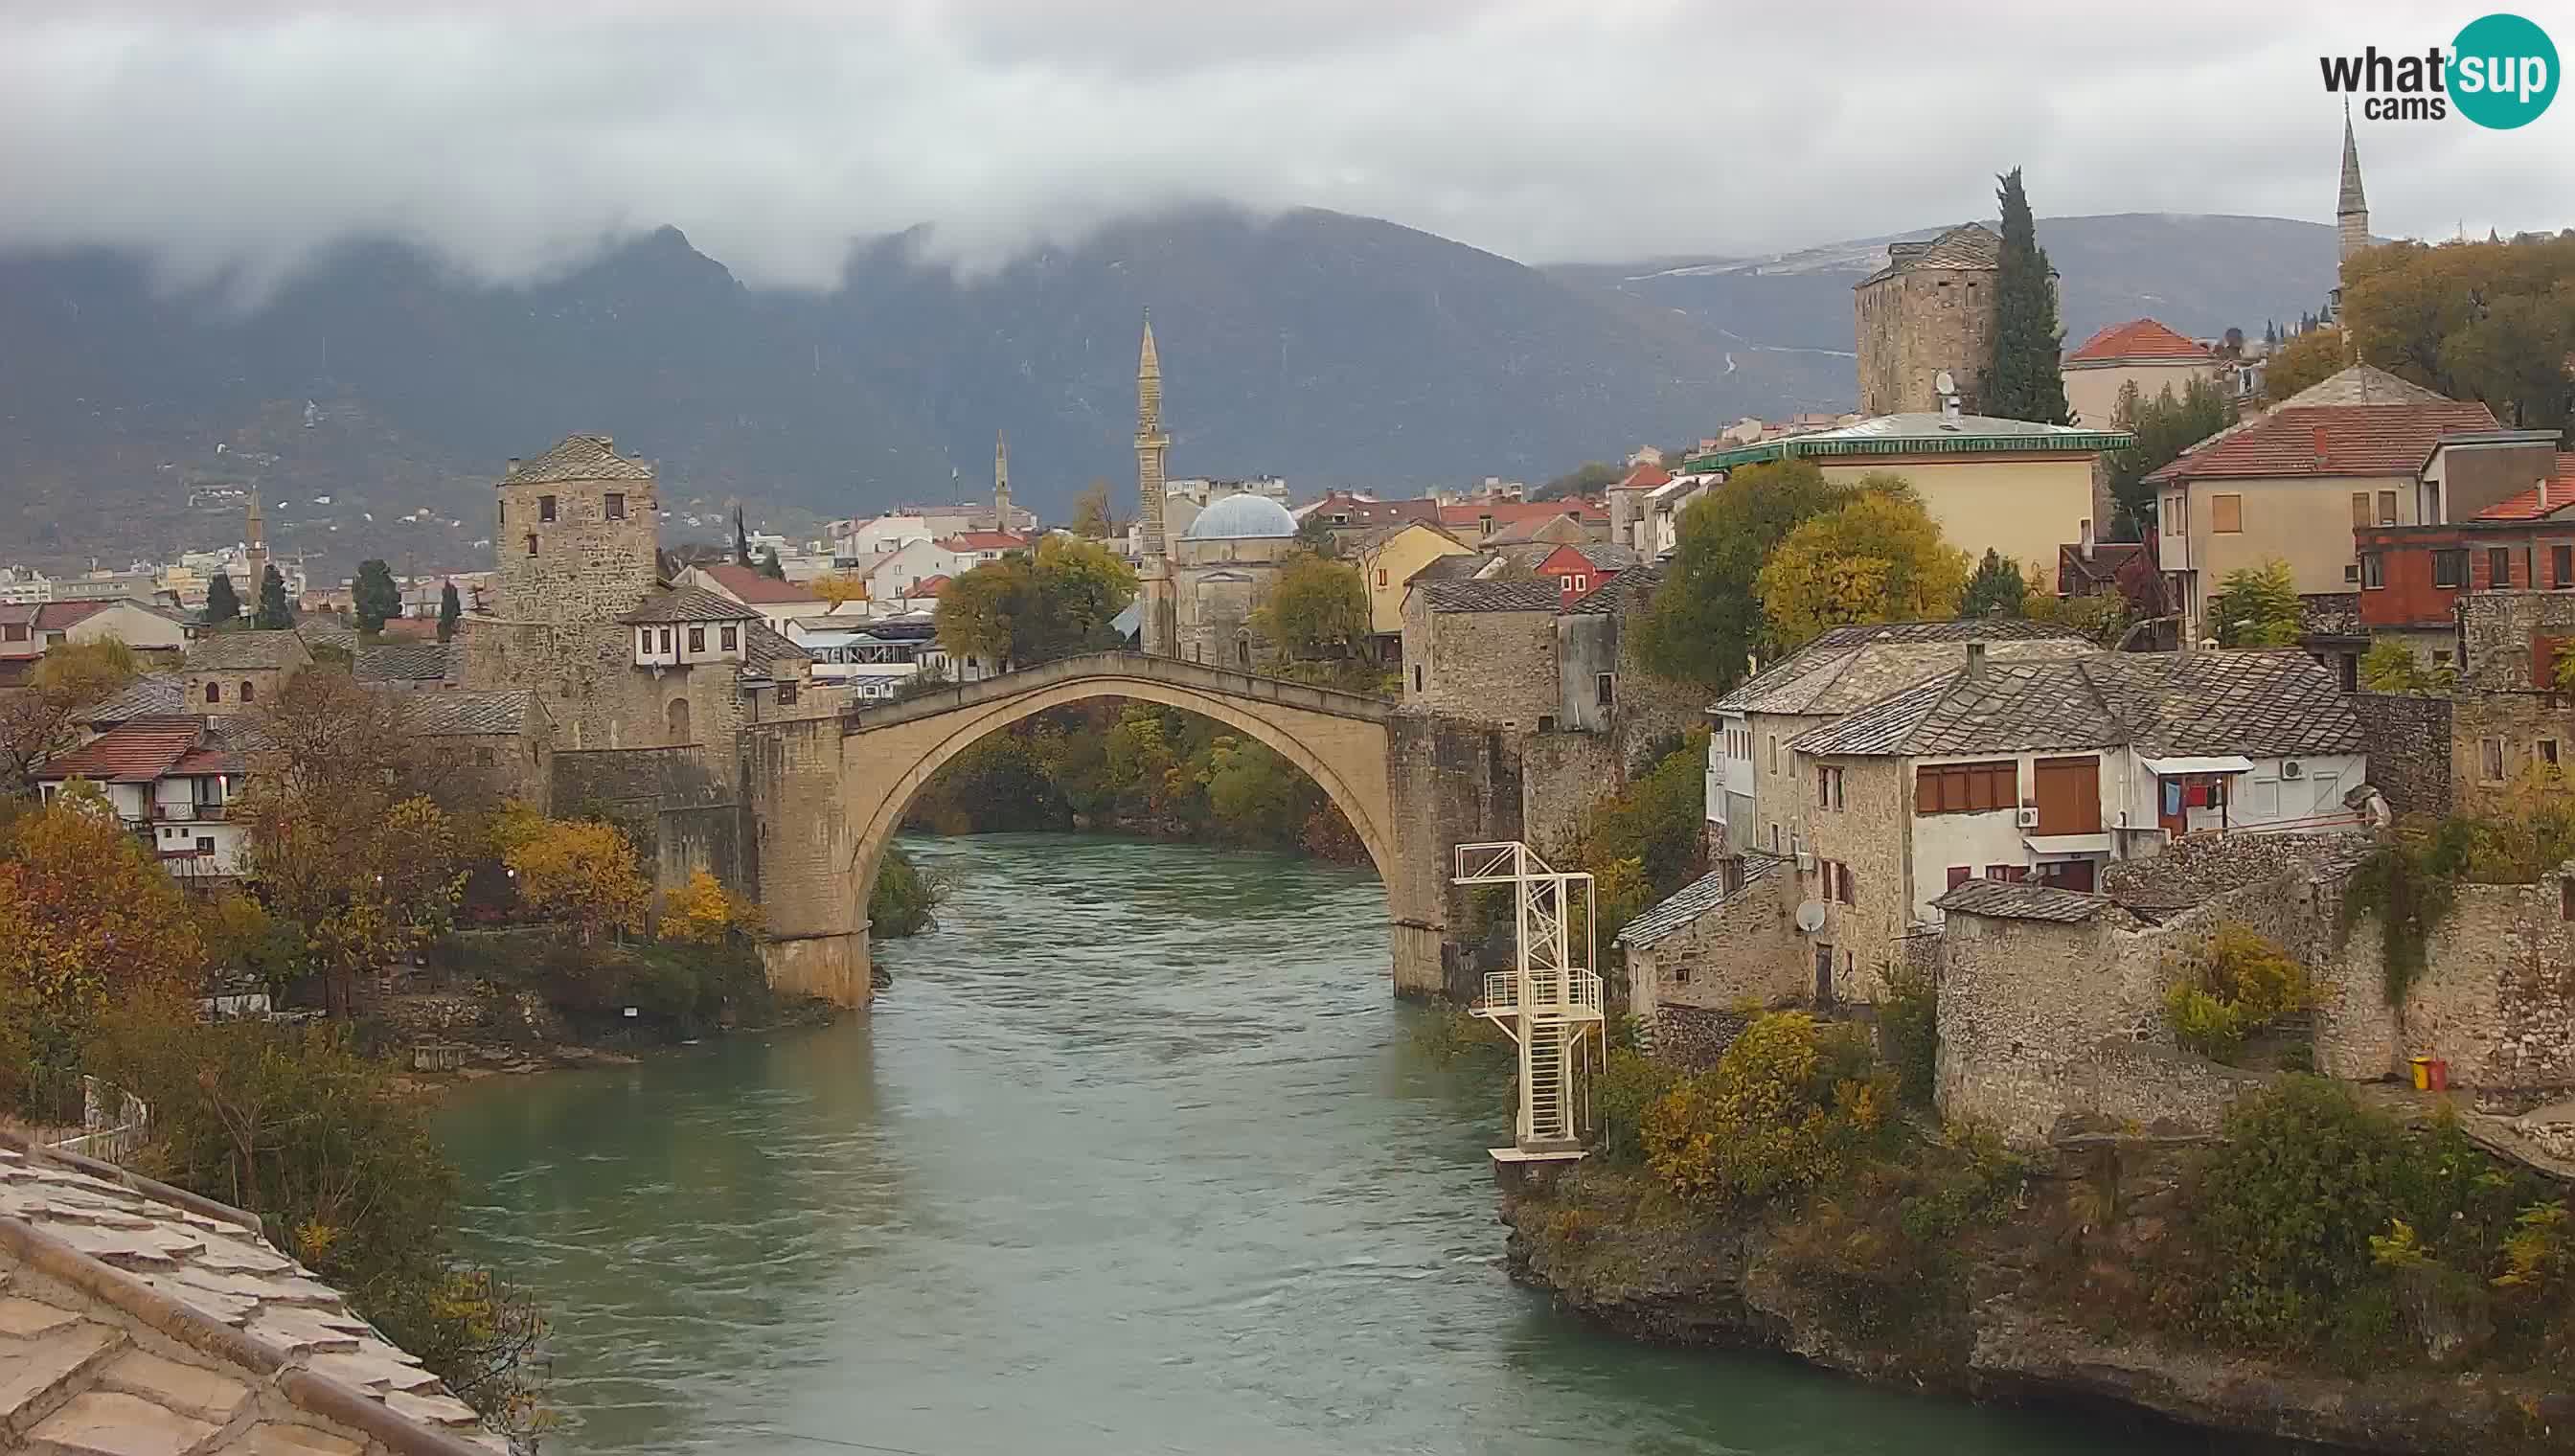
[1385,714,1527,1000]
[1518,728,1619,856]
[551,743,744,894]
[1856,264,1997,417]
[1649,1003,1753,1069]
[1802,755,1912,1003]
[1401,594,1561,725]
[2449,689,2575,818]
[2347,693,2452,816]
[2459,590,2575,690]
[2318,876,2575,1092]
[1631,873,1807,1016]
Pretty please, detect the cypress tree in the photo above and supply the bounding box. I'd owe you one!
[760,547,787,580]
[1984,168,2070,424]
[734,506,752,567]
[437,580,463,643]
[254,564,292,629]
[204,572,240,626]
[353,558,401,634]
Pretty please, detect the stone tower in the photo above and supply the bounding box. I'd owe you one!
[1852,222,2002,417]
[992,429,1014,533]
[491,434,659,627]
[2336,106,2370,272]
[1134,311,1176,654]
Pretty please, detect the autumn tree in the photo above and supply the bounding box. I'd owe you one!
[1252,551,1369,660]
[934,535,1137,669]
[1985,168,2070,424]
[2264,327,2345,403]
[1633,459,1857,689]
[1069,480,1118,538]
[496,810,649,944]
[353,558,401,634]
[437,581,462,642]
[1957,549,2029,619]
[2207,558,2302,647]
[2341,233,2575,428]
[0,786,204,1109]
[2103,375,2234,539]
[236,672,463,1014]
[0,639,140,797]
[254,563,293,629]
[1755,482,1971,651]
[656,868,763,944]
[205,572,241,626]
[812,573,870,607]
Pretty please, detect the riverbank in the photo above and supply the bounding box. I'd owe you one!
[1501,1125,2574,1455]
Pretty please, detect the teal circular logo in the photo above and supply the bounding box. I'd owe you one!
[2452,12,2558,128]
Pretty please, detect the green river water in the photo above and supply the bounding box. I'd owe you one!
[440,832,2256,1455]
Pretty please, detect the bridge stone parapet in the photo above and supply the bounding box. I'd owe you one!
[741,652,1520,1008]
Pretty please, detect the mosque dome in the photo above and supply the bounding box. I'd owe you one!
[1181,493,1299,540]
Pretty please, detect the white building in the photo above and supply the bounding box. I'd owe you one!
[34,717,249,879]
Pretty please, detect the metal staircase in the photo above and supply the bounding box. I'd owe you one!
[1455,842,1607,1161]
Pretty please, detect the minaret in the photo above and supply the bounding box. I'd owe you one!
[992,429,1014,533]
[1134,310,1176,654]
[243,483,269,600]
[2336,104,2370,271]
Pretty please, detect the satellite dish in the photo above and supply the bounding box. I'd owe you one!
[1795,901,1828,934]
[1934,369,1957,396]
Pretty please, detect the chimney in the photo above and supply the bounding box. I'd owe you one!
[505,459,520,477]
[1965,641,1987,679]
[2079,516,2095,561]
[2312,425,2331,468]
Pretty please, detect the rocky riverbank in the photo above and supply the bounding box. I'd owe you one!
[1499,1130,2574,1455]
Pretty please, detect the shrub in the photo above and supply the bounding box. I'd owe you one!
[1593,1046,1682,1165]
[656,868,763,944]
[1640,1012,1891,1208]
[869,845,948,939]
[2163,924,2308,1060]
[1878,961,1938,1105]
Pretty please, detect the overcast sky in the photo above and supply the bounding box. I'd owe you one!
[4,1,2568,297]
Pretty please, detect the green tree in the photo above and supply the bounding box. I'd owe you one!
[2341,233,2575,429]
[759,547,787,580]
[1069,479,1117,538]
[2102,376,2234,539]
[733,505,752,567]
[934,538,1137,669]
[1956,548,2028,619]
[1755,483,1972,651]
[933,557,1030,667]
[1537,461,1621,500]
[1293,512,1340,557]
[353,558,401,634]
[254,563,292,629]
[0,641,140,797]
[2359,639,2453,695]
[1252,551,1369,661]
[204,572,240,626]
[1984,168,2070,424]
[2208,558,2302,647]
[437,580,462,643]
[1634,459,1857,689]
[2264,327,2345,403]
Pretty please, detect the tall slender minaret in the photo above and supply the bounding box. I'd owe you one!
[2336,104,2370,271]
[992,429,1014,533]
[243,483,269,599]
[1134,310,1175,655]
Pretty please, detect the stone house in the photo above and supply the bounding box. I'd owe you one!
[1605,461,1670,556]
[2058,317,2217,430]
[1171,493,1300,671]
[2142,365,2495,644]
[1533,541,1637,609]
[1298,492,1441,556]
[1681,413,2130,595]
[1400,579,1562,724]
[402,689,554,813]
[178,630,312,716]
[1352,520,1474,655]
[33,716,249,880]
[0,600,189,666]
[1853,222,2011,417]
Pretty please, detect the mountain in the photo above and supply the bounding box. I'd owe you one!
[0,208,2338,576]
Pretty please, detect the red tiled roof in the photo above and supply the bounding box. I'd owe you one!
[2065,318,2213,365]
[913,575,951,596]
[697,561,823,604]
[1306,495,1439,527]
[170,745,245,776]
[2143,401,2497,485]
[2473,454,2575,521]
[1613,463,1673,490]
[34,716,206,784]
[33,601,112,631]
[1437,498,1607,529]
[938,532,1029,553]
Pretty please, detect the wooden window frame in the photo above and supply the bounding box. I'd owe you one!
[538,494,558,523]
[2431,549,2467,589]
[2350,491,2371,529]
[2209,493,2244,534]
[1914,760,2017,815]
[2376,489,2398,527]
[2489,546,2512,588]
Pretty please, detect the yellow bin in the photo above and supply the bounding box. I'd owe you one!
[2409,1057,2433,1090]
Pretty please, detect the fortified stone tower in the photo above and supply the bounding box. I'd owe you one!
[2336,105,2371,275]
[1852,222,2002,417]
[1134,311,1177,654]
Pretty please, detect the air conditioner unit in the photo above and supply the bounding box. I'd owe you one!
[1794,851,1815,873]
[2016,807,2041,829]
[2281,760,2304,780]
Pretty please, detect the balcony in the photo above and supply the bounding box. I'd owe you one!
[1478,968,1605,1019]
[152,802,228,823]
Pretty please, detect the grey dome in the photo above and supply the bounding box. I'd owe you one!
[1182,493,1298,540]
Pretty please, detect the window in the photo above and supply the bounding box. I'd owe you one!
[688,626,705,653]
[2491,547,2513,587]
[195,836,214,855]
[1572,574,1589,593]
[605,492,626,520]
[2482,737,2506,783]
[1767,735,1780,773]
[2360,553,2385,589]
[2432,549,2467,589]
[2351,492,2372,529]
[239,680,255,702]
[720,626,738,651]
[205,682,220,704]
[538,494,558,522]
[2377,489,2398,526]
[2542,739,2562,767]
[1915,760,2017,814]
[1376,569,1388,587]
[2210,493,2243,534]
[777,681,799,707]
[1816,764,1845,809]
[2345,564,2361,583]
[497,501,504,524]
[1984,864,2027,883]
[1412,665,1424,693]
[659,627,673,653]
[1771,824,1782,854]
[1946,865,1971,890]
[525,534,538,557]
[1595,672,1615,707]
[638,629,652,654]
[2556,544,2573,588]
[473,746,496,766]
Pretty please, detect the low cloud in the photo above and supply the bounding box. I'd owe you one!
[1,1,2564,296]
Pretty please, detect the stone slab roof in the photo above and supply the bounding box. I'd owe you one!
[354,642,462,685]
[184,631,313,672]
[1616,853,1784,949]
[1931,877,2110,922]
[619,585,762,626]
[1857,222,2001,286]
[1418,580,1563,614]
[0,1138,500,1454]
[740,619,811,675]
[399,690,530,738]
[1407,554,1488,586]
[82,674,186,727]
[503,434,655,486]
[1790,648,2367,760]
[1712,620,2092,717]
[1562,560,1666,615]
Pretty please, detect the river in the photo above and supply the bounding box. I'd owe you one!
[441,833,2246,1455]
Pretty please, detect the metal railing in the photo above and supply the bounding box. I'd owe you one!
[1479,967,1604,1014]
[37,1075,151,1166]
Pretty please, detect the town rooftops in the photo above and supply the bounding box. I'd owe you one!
[1711,618,2092,717]
[1437,498,1607,531]
[2142,398,2498,486]
[2473,454,2575,521]
[910,574,950,597]
[1857,222,2002,286]
[400,690,532,737]
[695,562,822,605]
[740,620,812,676]
[1301,493,1440,529]
[938,530,1032,552]
[1562,560,1666,615]
[1687,412,2132,472]
[1350,519,1465,556]
[355,641,462,685]
[1790,648,2365,761]
[1615,854,1786,948]
[0,1137,503,1453]
[2064,318,2213,366]
[0,601,116,637]
[502,433,655,486]
[183,630,312,672]
[33,716,212,783]
[1612,462,1674,492]
[1930,877,2112,923]
[618,585,762,625]
[1418,579,1565,614]
[81,673,187,727]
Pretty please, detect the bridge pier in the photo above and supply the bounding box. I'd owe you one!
[763,926,871,1009]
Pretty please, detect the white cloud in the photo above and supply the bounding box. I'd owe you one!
[0,0,2565,294]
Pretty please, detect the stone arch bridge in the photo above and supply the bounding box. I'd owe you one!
[738,652,1518,1006]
